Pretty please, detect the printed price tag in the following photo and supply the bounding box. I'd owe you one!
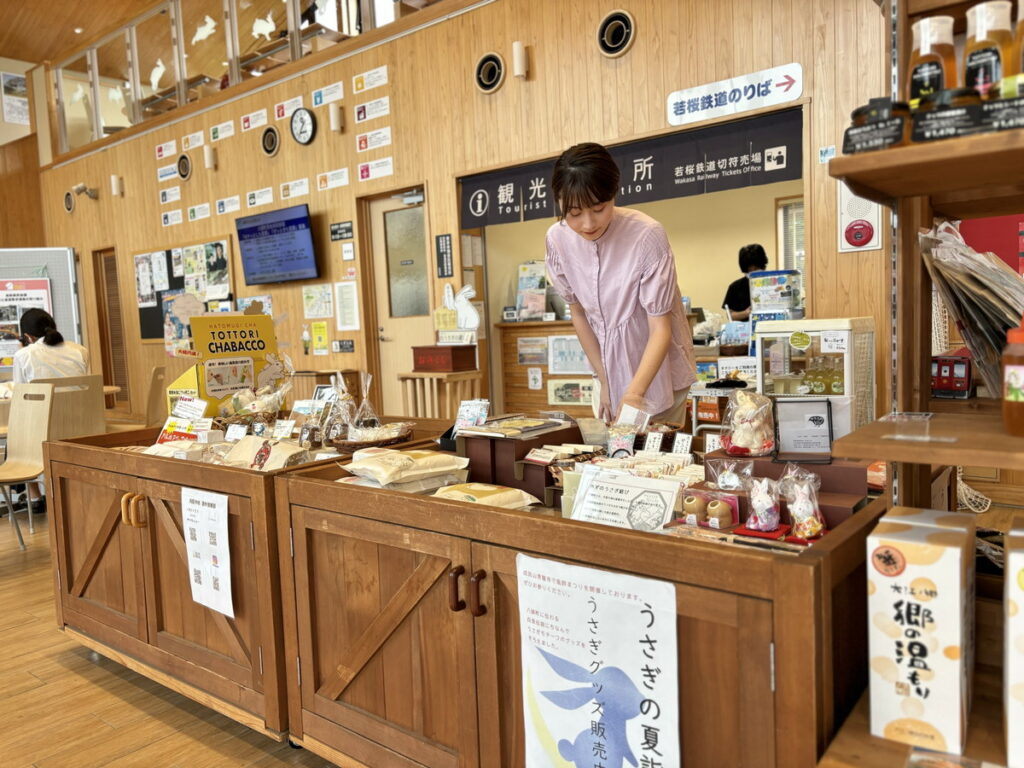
[172,395,208,420]
[643,432,664,453]
[705,432,723,453]
[672,433,693,454]
[225,424,248,442]
[821,331,849,354]
[272,420,296,439]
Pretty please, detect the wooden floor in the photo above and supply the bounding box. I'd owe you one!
[0,511,330,768]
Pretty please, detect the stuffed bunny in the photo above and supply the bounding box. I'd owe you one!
[725,390,774,456]
[748,477,780,532]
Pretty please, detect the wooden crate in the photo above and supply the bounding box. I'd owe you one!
[274,460,887,767]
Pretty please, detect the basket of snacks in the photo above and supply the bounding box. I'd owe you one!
[325,421,416,454]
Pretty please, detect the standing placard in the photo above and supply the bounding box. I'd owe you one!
[517,554,679,768]
[181,488,233,617]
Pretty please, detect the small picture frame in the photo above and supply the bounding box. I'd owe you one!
[773,398,833,464]
[312,384,338,401]
[502,306,518,322]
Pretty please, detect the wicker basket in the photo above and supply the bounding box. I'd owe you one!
[324,422,415,455]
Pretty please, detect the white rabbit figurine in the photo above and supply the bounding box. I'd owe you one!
[790,481,824,539]
[748,478,780,532]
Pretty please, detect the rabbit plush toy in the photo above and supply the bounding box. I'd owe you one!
[747,477,780,532]
[724,389,774,456]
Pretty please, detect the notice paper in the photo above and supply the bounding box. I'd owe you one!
[335,281,360,331]
[181,487,233,617]
[570,467,679,531]
[516,553,679,768]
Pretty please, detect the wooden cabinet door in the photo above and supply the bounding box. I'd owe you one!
[472,542,777,768]
[49,462,145,641]
[135,479,263,693]
[291,506,479,768]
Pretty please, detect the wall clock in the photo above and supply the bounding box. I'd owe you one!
[290,107,317,145]
[261,125,280,157]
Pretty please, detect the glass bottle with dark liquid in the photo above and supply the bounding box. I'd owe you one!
[907,16,957,108]
[965,1,1015,99]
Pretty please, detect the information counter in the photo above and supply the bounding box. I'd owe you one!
[42,421,445,740]
[275,460,886,768]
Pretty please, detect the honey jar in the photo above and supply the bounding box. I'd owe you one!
[908,16,958,108]
[965,1,1016,98]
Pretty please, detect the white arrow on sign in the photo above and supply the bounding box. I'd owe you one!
[666,62,803,127]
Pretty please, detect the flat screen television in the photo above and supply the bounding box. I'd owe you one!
[235,203,319,285]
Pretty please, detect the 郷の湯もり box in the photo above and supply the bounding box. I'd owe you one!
[867,511,975,754]
[1006,529,1024,768]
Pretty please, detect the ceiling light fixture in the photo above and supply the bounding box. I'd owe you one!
[73,27,84,34]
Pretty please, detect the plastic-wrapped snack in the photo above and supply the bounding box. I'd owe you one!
[721,389,775,457]
[777,462,822,500]
[347,448,469,485]
[704,457,753,491]
[747,477,781,532]
[353,371,381,428]
[788,478,825,539]
[432,482,541,509]
[607,424,637,457]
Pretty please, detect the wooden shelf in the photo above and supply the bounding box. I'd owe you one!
[819,671,1006,767]
[828,130,1024,219]
[927,396,1000,416]
[832,413,1024,470]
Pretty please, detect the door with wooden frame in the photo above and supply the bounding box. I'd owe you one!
[92,248,131,409]
[50,462,146,640]
[134,477,264,693]
[471,542,778,768]
[367,191,436,415]
[290,506,480,768]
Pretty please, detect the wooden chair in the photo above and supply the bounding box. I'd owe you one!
[398,371,482,420]
[107,366,167,431]
[33,374,107,440]
[0,383,53,550]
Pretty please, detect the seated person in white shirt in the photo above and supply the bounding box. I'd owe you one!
[10,309,89,512]
[13,308,89,383]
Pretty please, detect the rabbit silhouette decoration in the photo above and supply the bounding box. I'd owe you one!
[790,481,824,539]
[538,647,644,768]
[748,477,780,532]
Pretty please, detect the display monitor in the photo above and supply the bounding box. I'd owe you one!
[235,203,318,285]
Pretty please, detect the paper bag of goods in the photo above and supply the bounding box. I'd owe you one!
[223,435,310,472]
[867,514,975,754]
[347,448,469,486]
[432,483,541,509]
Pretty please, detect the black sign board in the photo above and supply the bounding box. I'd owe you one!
[435,233,454,278]
[330,221,353,241]
[459,108,803,228]
[337,339,355,353]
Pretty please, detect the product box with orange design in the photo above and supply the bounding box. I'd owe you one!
[1007,529,1024,768]
[866,508,976,755]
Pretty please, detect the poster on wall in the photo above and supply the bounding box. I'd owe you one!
[548,335,589,375]
[237,295,273,315]
[311,321,328,356]
[547,378,593,406]
[335,281,360,331]
[302,284,334,319]
[135,253,157,308]
[517,337,548,365]
[1,73,29,125]
[204,240,230,300]
[181,488,234,617]
[0,278,53,364]
[516,554,679,768]
[162,289,203,357]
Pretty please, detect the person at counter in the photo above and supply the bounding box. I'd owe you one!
[545,142,696,423]
[721,243,768,321]
[12,308,89,383]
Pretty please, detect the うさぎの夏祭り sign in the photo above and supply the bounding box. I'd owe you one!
[165,314,288,417]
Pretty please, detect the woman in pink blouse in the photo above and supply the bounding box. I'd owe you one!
[545,142,697,422]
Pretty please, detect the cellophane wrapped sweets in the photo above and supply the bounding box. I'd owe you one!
[432,482,541,509]
[352,371,381,428]
[346,448,469,486]
[704,457,753,491]
[336,471,468,494]
[746,477,780,532]
[867,509,976,755]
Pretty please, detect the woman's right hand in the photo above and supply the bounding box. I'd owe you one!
[597,376,612,421]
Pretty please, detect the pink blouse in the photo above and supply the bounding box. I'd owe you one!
[545,207,697,414]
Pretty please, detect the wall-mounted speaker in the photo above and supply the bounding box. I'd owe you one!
[474,52,506,94]
[63,191,74,213]
[597,10,636,58]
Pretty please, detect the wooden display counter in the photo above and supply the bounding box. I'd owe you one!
[274,461,889,768]
[43,422,440,741]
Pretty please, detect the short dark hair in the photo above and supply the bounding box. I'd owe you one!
[20,308,64,346]
[739,244,768,273]
[551,142,620,219]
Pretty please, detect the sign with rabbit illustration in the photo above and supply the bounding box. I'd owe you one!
[516,554,679,768]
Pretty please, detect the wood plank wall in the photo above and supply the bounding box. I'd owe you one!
[36,0,890,419]
[0,134,44,248]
